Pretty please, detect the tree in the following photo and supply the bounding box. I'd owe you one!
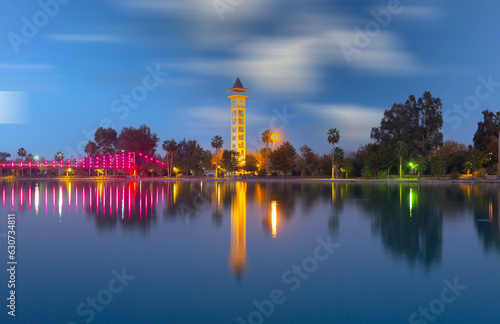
[327,128,340,179]
[270,141,297,175]
[333,147,344,178]
[430,157,445,177]
[221,149,239,175]
[94,127,117,155]
[473,110,497,151]
[341,159,353,179]
[413,155,427,177]
[395,141,408,179]
[299,145,318,175]
[17,148,27,175]
[116,124,159,157]
[433,140,468,173]
[244,153,259,173]
[84,141,99,156]
[0,152,11,161]
[464,154,482,179]
[371,92,443,158]
[261,129,271,176]
[379,145,396,178]
[317,154,333,175]
[17,148,27,161]
[201,150,213,176]
[211,135,223,178]
[493,112,500,178]
[54,152,64,161]
[162,139,177,178]
[175,139,204,175]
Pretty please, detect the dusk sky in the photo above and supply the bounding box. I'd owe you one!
[1,0,499,159]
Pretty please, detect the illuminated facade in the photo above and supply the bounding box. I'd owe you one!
[228,78,249,164]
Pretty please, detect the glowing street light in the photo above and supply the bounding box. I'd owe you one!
[271,132,279,151]
[409,162,418,175]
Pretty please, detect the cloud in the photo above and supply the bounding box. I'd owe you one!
[115,0,268,21]
[401,6,444,20]
[45,34,122,42]
[0,92,29,124]
[0,64,55,71]
[0,64,60,91]
[297,103,383,147]
[113,0,431,94]
[163,29,420,94]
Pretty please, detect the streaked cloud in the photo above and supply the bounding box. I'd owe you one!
[402,6,444,20]
[0,64,55,71]
[0,92,29,124]
[163,30,420,94]
[297,103,383,148]
[46,34,122,42]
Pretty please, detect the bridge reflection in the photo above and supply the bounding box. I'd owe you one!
[1,181,163,220]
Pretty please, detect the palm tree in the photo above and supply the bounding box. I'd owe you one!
[395,141,408,180]
[327,128,340,179]
[84,141,98,177]
[211,135,223,178]
[17,147,27,161]
[162,139,177,178]
[261,129,271,176]
[17,148,27,176]
[54,152,64,161]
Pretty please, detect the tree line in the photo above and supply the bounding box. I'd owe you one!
[2,91,500,178]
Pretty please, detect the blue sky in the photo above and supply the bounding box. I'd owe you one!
[1,0,500,159]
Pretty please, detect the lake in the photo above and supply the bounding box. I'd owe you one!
[0,180,499,323]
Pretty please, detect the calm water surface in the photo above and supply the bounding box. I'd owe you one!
[0,180,499,324]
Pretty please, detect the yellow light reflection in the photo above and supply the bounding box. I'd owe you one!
[173,182,179,204]
[271,200,278,238]
[229,182,247,277]
[217,182,221,207]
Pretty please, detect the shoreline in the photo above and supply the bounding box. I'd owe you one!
[0,176,498,184]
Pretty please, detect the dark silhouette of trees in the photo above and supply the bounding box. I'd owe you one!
[270,141,297,175]
[371,92,444,158]
[116,124,159,156]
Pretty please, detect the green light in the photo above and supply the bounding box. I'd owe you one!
[409,188,413,217]
[409,187,418,217]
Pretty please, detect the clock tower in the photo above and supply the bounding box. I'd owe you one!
[227,78,249,165]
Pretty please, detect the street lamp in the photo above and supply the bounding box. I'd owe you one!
[489,152,493,169]
[409,162,418,175]
[271,132,279,151]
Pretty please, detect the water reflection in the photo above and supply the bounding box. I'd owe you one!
[229,182,247,277]
[2,180,500,273]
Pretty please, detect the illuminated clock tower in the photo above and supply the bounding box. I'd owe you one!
[227,78,249,165]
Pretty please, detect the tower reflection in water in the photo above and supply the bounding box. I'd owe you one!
[228,182,248,277]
